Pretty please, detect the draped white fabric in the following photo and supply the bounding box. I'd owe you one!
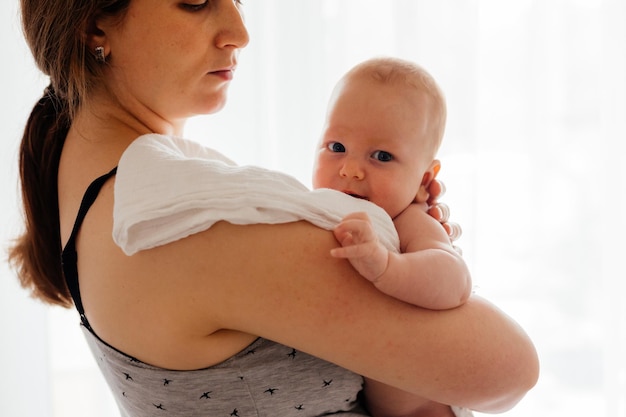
[1,1,624,416]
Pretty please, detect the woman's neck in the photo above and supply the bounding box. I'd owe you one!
[76,87,186,140]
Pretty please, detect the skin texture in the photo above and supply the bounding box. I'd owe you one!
[54,1,538,415]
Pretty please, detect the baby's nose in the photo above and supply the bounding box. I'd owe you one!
[339,160,365,180]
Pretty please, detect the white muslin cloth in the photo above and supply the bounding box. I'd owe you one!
[112,134,400,256]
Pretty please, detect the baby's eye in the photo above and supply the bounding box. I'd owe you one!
[372,150,393,162]
[327,142,346,153]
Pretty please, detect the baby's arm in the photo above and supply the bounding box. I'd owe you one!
[386,204,471,309]
[331,206,471,310]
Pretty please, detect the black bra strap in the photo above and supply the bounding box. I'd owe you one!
[61,167,117,329]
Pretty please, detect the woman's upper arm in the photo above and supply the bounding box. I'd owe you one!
[163,220,539,413]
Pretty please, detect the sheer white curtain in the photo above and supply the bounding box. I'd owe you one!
[1,1,624,416]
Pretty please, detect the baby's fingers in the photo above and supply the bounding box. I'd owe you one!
[330,243,371,259]
[335,220,376,244]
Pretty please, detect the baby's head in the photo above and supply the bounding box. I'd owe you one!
[313,57,447,218]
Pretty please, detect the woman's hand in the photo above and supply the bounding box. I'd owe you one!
[426,178,463,246]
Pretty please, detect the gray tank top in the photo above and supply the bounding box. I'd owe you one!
[62,168,367,416]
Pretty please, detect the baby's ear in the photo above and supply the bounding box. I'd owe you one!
[415,160,441,203]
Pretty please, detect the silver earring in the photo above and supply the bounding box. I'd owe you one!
[95,46,106,63]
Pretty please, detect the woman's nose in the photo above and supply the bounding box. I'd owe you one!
[339,160,364,180]
[216,1,250,49]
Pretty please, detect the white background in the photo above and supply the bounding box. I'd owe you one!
[1,1,625,416]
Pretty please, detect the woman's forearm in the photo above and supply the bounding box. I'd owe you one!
[181,221,539,412]
[404,295,539,413]
[360,295,538,416]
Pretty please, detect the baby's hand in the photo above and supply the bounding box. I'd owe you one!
[330,212,389,282]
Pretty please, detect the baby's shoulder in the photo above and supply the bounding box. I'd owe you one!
[393,203,430,225]
[393,203,442,246]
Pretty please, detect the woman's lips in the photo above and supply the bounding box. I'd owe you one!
[210,69,234,80]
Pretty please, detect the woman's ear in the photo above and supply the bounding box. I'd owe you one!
[415,159,441,204]
[84,15,109,57]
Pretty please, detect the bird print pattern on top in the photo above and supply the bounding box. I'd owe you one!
[82,327,366,417]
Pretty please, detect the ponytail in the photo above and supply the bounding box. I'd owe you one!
[11,0,131,306]
[9,85,72,307]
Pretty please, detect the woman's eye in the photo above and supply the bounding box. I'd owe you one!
[372,150,393,162]
[327,142,346,153]
[181,1,209,11]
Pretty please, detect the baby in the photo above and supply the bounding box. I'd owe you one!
[312,56,474,417]
[313,57,471,311]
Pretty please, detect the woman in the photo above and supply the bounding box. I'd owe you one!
[10,1,538,416]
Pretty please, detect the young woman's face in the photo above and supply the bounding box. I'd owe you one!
[99,0,249,126]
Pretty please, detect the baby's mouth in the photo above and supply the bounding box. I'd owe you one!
[347,193,368,200]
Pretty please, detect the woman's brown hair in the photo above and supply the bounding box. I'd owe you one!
[8,0,130,307]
